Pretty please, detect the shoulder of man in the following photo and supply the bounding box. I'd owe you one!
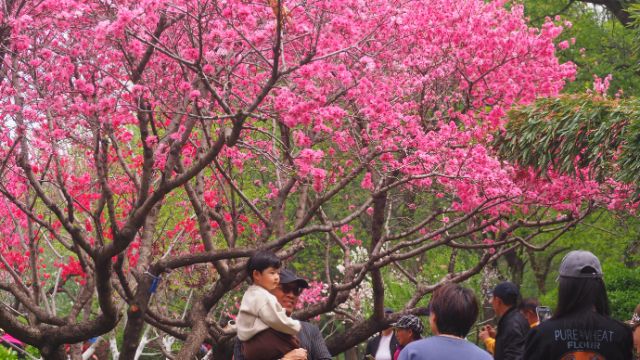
[298,321,333,359]
[365,333,381,353]
[505,307,529,329]
[404,336,444,350]
[402,337,490,358]
[299,321,319,338]
[516,310,530,329]
[366,333,381,343]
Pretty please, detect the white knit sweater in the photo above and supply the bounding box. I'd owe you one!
[236,285,301,341]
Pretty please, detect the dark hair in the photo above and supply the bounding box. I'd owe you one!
[247,250,281,280]
[519,298,540,314]
[431,283,479,338]
[493,282,521,307]
[554,276,610,319]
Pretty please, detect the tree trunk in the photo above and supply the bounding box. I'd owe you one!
[176,314,209,359]
[40,345,67,360]
[624,237,640,268]
[119,277,154,360]
[120,205,161,360]
[577,0,633,26]
[344,347,359,360]
[527,247,568,295]
[480,263,500,323]
[69,343,82,360]
[504,248,524,287]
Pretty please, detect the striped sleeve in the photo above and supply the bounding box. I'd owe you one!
[299,322,333,360]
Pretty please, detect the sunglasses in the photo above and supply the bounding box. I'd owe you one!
[280,283,303,296]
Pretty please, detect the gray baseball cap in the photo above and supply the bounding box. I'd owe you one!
[558,250,603,279]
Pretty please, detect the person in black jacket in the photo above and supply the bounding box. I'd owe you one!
[364,308,399,360]
[524,250,633,360]
[488,281,529,360]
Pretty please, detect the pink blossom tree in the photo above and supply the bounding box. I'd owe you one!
[0,0,612,358]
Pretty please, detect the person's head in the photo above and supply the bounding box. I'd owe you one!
[247,250,281,291]
[381,308,395,336]
[270,268,309,315]
[555,250,609,318]
[393,315,424,346]
[491,282,520,317]
[519,298,540,326]
[429,283,479,338]
[626,304,640,353]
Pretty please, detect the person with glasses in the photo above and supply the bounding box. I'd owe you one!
[236,251,302,360]
[234,268,332,360]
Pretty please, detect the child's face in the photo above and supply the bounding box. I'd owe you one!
[253,267,280,291]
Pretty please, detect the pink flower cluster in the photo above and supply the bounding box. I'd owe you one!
[297,280,328,309]
[0,0,629,292]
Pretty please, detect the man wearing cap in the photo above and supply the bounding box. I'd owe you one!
[392,315,423,360]
[482,281,529,360]
[364,308,399,360]
[480,297,541,356]
[234,268,332,360]
[524,250,633,360]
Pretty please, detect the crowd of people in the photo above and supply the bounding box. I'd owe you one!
[364,250,639,360]
[233,249,639,360]
[2,249,639,360]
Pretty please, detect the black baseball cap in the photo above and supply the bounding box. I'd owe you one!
[279,268,310,289]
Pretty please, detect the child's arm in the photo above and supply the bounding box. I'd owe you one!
[257,301,301,335]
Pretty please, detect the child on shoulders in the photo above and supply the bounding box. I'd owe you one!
[237,250,301,360]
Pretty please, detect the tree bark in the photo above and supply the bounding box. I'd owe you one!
[504,248,525,288]
[527,247,569,294]
[577,0,633,26]
[345,347,359,360]
[624,236,640,268]
[176,301,210,358]
[40,345,67,360]
[120,205,161,360]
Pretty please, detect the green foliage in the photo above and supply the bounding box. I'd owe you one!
[630,4,640,62]
[517,211,640,321]
[603,262,640,321]
[0,345,19,360]
[537,287,558,314]
[497,95,640,186]
[536,263,640,322]
[524,0,640,96]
